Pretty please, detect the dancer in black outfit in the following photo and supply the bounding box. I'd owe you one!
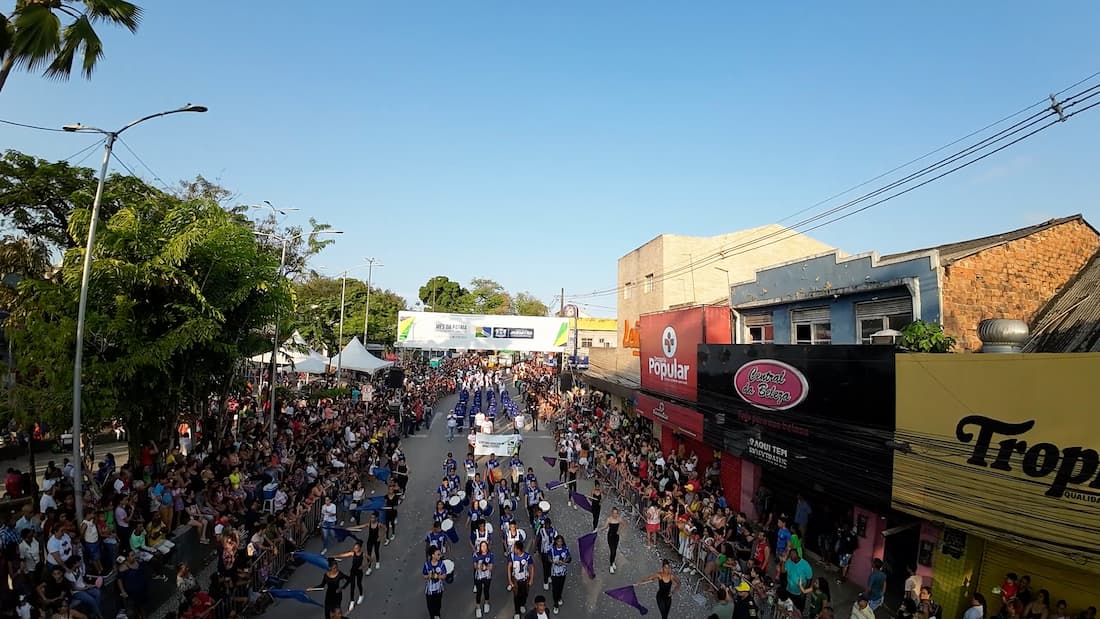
[364,511,382,572]
[383,487,400,544]
[589,483,602,531]
[333,542,365,612]
[317,558,351,619]
[601,507,624,574]
[639,559,681,619]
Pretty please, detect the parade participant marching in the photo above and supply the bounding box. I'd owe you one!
[470,472,488,503]
[565,461,579,509]
[588,482,603,531]
[332,542,365,612]
[472,540,494,619]
[600,507,625,574]
[433,499,450,525]
[496,477,512,507]
[485,453,502,486]
[422,547,447,619]
[468,496,487,536]
[425,520,449,558]
[507,540,536,619]
[443,452,457,476]
[499,503,516,531]
[523,479,543,526]
[509,453,525,496]
[360,511,383,573]
[639,559,682,619]
[383,486,400,545]
[471,519,493,553]
[464,452,478,481]
[548,535,572,614]
[504,520,527,556]
[537,517,557,591]
[316,557,351,619]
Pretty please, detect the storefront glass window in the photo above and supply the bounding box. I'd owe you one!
[795,321,832,344]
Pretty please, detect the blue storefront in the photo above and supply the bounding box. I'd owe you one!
[727,249,943,345]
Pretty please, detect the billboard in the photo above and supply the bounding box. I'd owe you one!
[639,306,731,401]
[635,392,704,440]
[395,311,569,352]
[698,344,896,509]
[893,353,1100,572]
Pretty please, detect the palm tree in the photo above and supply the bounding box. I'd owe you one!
[0,0,143,94]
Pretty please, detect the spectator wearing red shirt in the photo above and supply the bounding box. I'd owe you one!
[5,467,22,498]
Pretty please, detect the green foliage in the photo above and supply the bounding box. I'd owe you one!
[418,275,470,312]
[513,292,549,316]
[0,0,143,93]
[291,274,406,350]
[469,277,511,314]
[899,320,957,353]
[9,171,290,449]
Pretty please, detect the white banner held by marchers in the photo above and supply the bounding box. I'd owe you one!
[474,433,521,457]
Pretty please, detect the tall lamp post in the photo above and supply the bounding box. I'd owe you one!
[255,229,343,446]
[331,260,372,381]
[361,258,383,344]
[63,104,207,523]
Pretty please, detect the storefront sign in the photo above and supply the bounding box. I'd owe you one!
[635,392,704,439]
[733,359,809,410]
[640,308,701,401]
[622,320,640,356]
[892,353,1100,572]
[698,344,897,509]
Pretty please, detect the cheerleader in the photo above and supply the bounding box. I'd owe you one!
[422,547,447,619]
[548,535,572,614]
[472,540,494,619]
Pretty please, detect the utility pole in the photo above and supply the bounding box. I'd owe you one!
[362,258,383,343]
[560,288,565,371]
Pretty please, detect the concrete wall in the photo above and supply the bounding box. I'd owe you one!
[940,219,1100,351]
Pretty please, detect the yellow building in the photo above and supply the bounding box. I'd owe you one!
[893,354,1100,619]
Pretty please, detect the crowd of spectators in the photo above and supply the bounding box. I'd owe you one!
[0,356,454,619]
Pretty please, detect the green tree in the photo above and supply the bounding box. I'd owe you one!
[469,277,511,315]
[513,292,549,316]
[0,0,143,94]
[418,275,470,312]
[292,275,406,350]
[11,182,289,454]
[899,320,957,353]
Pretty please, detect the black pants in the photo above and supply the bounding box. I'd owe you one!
[474,577,491,604]
[591,505,601,531]
[527,504,537,525]
[325,595,341,619]
[551,574,566,607]
[540,551,552,584]
[349,569,364,600]
[425,592,442,618]
[657,593,672,619]
[367,536,381,563]
[512,580,529,614]
[386,514,397,537]
[608,533,620,566]
[558,464,567,482]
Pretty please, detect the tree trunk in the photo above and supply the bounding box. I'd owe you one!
[0,53,15,94]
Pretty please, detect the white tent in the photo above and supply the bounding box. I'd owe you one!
[278,352,328,374]
[250,330,318,366]
[329,337,394,374]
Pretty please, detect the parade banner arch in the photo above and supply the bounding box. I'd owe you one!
[395,311,569,352]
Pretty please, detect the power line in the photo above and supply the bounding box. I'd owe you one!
[109,150,141,179]
[569,75,1100,300]
[60,139,106,165]
[117,137,174,193]
[0,118,66,132]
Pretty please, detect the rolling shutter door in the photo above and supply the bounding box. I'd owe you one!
[790,307,830,323]
[855,297,912,319]
[743,312,772,326]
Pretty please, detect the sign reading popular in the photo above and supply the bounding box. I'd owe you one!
[640,307,704,401]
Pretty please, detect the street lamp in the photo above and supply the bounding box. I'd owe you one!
[63,103,207,523]
[362,258,383,344]
[254,228,343,446]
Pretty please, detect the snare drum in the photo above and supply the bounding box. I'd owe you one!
[443,559,456,583]
[447,495,462,514]
[538,500,551,514]
[479,499,493,517]
[457,490,468,509]
[441,518,460,543]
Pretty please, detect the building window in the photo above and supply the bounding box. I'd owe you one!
[581,337,593,348]
[624,282,632,300]
[743,312,774,344]
[855,297,914,344]
[791,307,831,345]
[643,274,654,293]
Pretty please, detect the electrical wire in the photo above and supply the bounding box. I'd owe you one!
[60,139,106,165]
[117,137,174,193]
[568,74,1100,300]
[0,118,66,132]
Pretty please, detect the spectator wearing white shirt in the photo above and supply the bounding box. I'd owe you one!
[19,528,41,576]
[39,486,58,515]
[45,527,74,571]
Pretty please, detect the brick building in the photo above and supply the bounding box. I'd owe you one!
[726,215,1099,349]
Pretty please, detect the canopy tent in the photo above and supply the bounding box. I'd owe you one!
[277,353,328,374]
[330,337,394,374]
[250,330,319,366]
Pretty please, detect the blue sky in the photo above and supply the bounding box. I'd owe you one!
[3,1,1099,316]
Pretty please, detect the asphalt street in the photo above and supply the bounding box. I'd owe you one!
[262,388,709,619]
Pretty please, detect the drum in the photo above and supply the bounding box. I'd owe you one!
[447,495,462,514]
[441,518,460,543]
[443,559,456,583]
[457,490,468,509]
[539,500,551,514]
[499,497,514,512]
[485,522,494,536]
[480,499,493,517]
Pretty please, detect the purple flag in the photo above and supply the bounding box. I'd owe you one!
[269,589,322,608]
[605,585,649,615]
[542,456,557,467]
[578,532,597,579]
[545,480,564,491]
[570,491,593,513]
[292,552,329,571]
